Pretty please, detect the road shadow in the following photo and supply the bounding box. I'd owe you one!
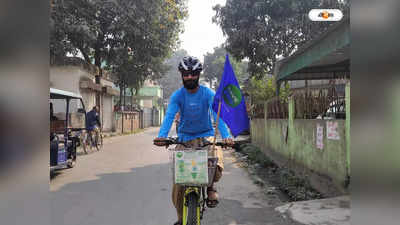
[51,162,175,225]
[76,149,98,156]
[50,169,63,180]
[51,161,300,225]
[203,198,301,225]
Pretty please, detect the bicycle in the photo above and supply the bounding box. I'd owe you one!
[154,137,232,225]
[80,127,103,153]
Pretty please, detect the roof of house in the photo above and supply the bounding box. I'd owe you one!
[51,57,115,82]
[275,17,350,85]
[50,88,83,99]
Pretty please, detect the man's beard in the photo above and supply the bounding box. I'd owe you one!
[183,78,199,90]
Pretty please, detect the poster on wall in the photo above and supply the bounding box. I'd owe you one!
[316,123,324,150]
[326,121,340,140]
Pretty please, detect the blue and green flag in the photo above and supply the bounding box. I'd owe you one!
[212,54,249,137]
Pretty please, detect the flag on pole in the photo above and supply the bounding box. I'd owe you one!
[212,54,249,137]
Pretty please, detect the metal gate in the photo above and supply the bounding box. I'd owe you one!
[152,108,160,126]
[142,108,153,128]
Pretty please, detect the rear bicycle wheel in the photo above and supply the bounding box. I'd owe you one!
[186,192,200,225]
[88,132,95,151]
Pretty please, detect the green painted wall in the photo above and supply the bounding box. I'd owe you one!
[138,86,162,98]
[252,118,348,192]
[251,86,351,193]
[345,82,350,174]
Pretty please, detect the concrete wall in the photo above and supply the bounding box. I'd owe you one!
[252,119,288,154]
[142,99,153,108]
[80,89,97,113]
[115,112,140,133]
[138,86,162,98]
[101,78,116,131]
[252,118,348,195]
[251,82,350,195]
[102,95,114,131]
[50,66,95,112]
[50,65,115,132]
[50,66,93,94]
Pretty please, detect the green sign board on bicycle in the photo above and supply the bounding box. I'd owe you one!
[174,150,208,185]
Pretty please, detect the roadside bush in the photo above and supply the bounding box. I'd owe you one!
[234,143,323,201]
[240,144,274,168]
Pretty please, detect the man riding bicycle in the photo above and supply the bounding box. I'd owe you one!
[153,56,234,225]
[86,106,101,143]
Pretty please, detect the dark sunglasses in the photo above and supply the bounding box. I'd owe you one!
[181,71,200,77]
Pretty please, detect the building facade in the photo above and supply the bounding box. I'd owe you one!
[50,61,119,132]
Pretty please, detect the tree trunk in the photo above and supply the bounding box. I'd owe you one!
[130,88,134,110]
[122,81,125,133]
[94,46,102,107]
[94,39,103,77]
[119,81,123,108]
[123,83,126,109]
[95,58,102,77]
[77,46,92,65]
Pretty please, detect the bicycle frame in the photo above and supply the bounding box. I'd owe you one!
[173,150,218,225]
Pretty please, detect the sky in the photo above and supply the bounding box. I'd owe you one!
[179,0,227,61]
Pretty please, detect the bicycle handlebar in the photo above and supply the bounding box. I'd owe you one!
[153,137,233,148]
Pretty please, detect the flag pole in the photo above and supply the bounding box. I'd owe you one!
[213,100,222,150]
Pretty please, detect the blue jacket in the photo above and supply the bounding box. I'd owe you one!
[86,110,100,130]
[158,86,231,142]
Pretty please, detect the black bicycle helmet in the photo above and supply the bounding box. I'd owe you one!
[178,56,203,73]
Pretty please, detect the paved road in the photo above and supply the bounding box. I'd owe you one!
[50,127,299,225]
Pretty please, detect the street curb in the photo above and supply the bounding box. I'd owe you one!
[103,128,146,139]
[275,195,350,225]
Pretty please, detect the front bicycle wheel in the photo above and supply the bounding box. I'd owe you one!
[186,192,200,225]
[99,132,103,148]
[80,132,88,154]
[95,132,102,151]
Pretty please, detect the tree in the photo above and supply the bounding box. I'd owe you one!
[51,0,188,109]
[50,0,188,86]
[203,45,249,89]
[157,49,189,101]
[246,76,290,104]
[213,0,350,78]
